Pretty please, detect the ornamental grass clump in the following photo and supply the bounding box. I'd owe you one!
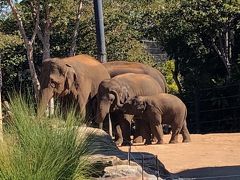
[0,94,95,180]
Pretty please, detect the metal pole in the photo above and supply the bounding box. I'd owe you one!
[93,0,107,63]
[156,155,159,180]
[142,154,144,180]
[128,145,131,165]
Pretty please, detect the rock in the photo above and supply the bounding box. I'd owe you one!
[77,127,172,179]
[99,165,158,179]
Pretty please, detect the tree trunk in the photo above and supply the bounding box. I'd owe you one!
[0,93,3,142]
[0,55,3,142]
[69,0,83,56]
[7,0,40,101]
[172,58,183,94]
[37,0,53,116]
[26,42,41,100]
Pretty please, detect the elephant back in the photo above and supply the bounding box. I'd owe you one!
[113,73,164,97]
[103,61,167,93]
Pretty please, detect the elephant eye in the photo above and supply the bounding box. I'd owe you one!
[50,82,56,88]
[109,97,114,102]
[50,79,58,88]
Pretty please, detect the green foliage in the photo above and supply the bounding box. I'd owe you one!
[0,94,94,179]
[0,0,167,98]
[149,0,240,90]
[103,0,163,62]
[158,60,179,93]
[0,32,25,99]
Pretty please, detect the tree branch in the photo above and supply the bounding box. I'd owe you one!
[30,0,40,43]
[69,0,83,56]
[7,0,29,45]
[171,58,183,94]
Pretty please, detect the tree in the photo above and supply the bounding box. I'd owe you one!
[0,54,2,142]
[6,0,40,100]
[149,0,240,91]
[69,0,83,56]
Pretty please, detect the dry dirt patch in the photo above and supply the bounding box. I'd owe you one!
[119,133,240,179]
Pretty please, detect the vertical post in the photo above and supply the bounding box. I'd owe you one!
[156,155,159,179]
[128,145,131,165]
[93,0,107,63]
[0,55,3,142]
[142,154,144,180]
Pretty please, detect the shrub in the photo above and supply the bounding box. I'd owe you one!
[0,94,95,180]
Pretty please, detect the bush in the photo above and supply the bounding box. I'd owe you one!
[0,94,95,180]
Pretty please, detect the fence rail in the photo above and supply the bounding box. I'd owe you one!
[183,83,240,133]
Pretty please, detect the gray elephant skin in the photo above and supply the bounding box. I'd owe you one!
[123,93,191,144]
[38,54,110,118]
[103,61,168,93]
[96,73,164,146]
[102,61,168,145]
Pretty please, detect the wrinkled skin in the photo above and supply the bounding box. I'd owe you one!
[123,94,191,144]
[96,73,164,146]
[38,54,110,120]
[103,61,168,144]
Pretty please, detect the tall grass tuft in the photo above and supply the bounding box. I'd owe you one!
[0,94,95,180]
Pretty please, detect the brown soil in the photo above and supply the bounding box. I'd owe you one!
[119,133,240,179]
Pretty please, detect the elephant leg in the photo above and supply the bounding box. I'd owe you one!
[110,111,125,146]
[78,81,92,116]
[181,121,191,143]
[169,120,181,144]
[133,117,144,143]
[143,122,152,145]
[149,113,164,144]
[120,114,132,146]
[115,124,123,146]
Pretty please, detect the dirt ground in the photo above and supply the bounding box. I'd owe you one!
[119,133,240,179]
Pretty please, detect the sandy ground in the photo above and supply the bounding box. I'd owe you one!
[119,133,240,179]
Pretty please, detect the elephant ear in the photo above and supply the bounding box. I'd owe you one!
[133,96,146,112]
[65,64,78,94]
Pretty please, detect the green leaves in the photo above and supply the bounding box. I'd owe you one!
[149,0,240,89]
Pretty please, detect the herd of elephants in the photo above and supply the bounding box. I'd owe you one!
[38,54,191,146]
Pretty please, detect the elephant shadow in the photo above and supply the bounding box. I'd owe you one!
[89,133,171,179]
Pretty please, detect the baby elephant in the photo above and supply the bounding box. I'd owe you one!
[123,93,191,144]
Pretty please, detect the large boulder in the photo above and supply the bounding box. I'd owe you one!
[77,127,172,179]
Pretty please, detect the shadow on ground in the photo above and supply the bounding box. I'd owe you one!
[177,166,240,180]
[87,131,172,179]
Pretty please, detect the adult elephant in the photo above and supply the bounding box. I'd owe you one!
[103,61,168,93]
[96,73,164,146]
[102,61,168,144]
[38,54,110,119]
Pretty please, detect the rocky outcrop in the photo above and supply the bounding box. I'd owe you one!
[77,127,172,179]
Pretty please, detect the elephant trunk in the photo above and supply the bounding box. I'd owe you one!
[96,100,111,124]
[97,107,113,137]
[110,90,123,108]
[38,88,54,117]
